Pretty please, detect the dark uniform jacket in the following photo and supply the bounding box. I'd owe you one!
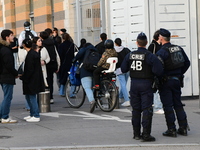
[156,42,190,77]
[22,49,45,95]
[0,39,18,85]
[121,47,163,78]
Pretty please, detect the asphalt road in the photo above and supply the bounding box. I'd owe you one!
[0,79,200,150]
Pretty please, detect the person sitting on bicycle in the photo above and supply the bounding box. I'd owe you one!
[93,39,118,90]
[72,42,98,113]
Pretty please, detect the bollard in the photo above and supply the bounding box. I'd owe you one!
[39,90,51,113]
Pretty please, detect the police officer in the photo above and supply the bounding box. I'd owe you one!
[156,28,190,137]
[121,32,163,142]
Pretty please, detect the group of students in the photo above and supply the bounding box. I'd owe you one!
[0,24,191,143]
[0,21,77,123]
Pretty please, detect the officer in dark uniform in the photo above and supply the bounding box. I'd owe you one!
[156,28,190,137]
[121,32,163,142]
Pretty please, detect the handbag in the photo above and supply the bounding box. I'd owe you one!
[18,62,24,77]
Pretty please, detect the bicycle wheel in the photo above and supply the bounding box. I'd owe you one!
[65,79,86,108]
[97,80,118,112]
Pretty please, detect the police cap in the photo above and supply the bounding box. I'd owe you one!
[137,32,147,40]
[160,28,171,37]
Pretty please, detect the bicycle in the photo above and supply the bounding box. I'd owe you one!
[65,57,118,112]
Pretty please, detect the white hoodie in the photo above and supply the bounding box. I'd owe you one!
[114,46,124,75]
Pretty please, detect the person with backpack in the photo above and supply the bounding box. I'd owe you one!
[18,21,37,49]
[114,38,131,107]
[73,42,99,113]
[0,29,18,123]
[39,31,60,104]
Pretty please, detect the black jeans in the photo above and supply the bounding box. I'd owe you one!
[46,68,55,99]
[93,66,105,85]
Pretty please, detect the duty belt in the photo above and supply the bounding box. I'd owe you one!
[167,76,179,81]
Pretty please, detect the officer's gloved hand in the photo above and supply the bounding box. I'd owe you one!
[20,46,24,49]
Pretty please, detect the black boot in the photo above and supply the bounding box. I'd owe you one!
[141,128,155,142]
[177,126,188,136]
[141,134,156,142]
[163,128,177,137]
[132,126,141,140]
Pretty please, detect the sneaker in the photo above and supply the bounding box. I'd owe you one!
[1,118,18,124]
[121,101,130,107]
[154,109,164,114]
[92,85,99,89]
[119,98,124,103]
[23,116,31,120]
[26,117,40,122]
[50,99,54,104]
[90,101,96,113]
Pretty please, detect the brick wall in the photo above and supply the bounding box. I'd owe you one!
[0,0,65,37]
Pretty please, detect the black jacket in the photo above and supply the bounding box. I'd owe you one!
[42,38,58,71]
[74,44,96,79]
[10,37,19,53]
[95,40,106,55]
[148,40,162,54]
[22,49,45,95]
[58,40,74,85]
[0,39,18,85]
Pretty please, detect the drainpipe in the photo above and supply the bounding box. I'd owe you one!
[76,0,81,46]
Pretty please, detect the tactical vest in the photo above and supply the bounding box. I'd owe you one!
[164,45,185,70]
[129,51,153,79]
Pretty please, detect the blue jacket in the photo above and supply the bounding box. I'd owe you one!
[121,47,163,80]
[74,44,97,79]
[156,42,190,76]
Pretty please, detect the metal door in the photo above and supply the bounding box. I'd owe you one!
[80,0,101,45]
[149,0,198,96]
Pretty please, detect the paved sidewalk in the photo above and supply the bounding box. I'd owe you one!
[0,80,200,150]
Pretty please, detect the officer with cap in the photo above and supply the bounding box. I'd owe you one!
[156,28,190,137]
[121,32,163,142]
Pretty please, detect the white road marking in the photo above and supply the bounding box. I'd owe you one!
[41,110,131,123]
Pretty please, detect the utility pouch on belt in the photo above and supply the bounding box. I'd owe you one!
[179,75,184,88]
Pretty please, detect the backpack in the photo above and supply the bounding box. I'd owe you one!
[82,48,101,71]
[25,31,34,40]
[69,62,81,86]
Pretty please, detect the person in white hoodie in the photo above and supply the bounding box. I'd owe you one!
[114,38,131,107]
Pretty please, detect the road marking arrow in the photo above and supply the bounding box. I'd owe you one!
[41,111,131,123]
